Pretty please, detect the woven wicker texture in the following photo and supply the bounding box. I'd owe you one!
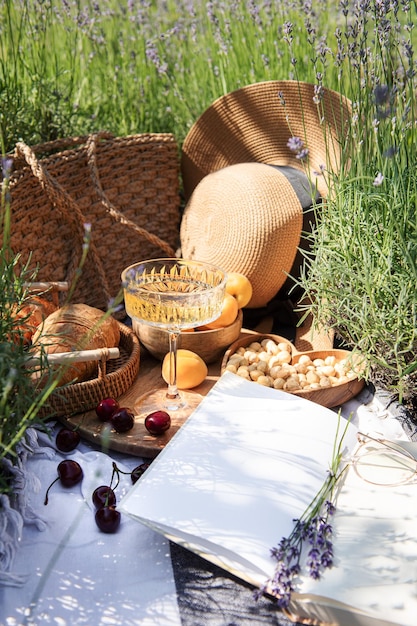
[181,80,351,201]
[39,322,140,417]
[180,163,303,308]
[7,133,181,310]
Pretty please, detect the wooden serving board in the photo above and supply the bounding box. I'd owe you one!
[59,327,364,458]
[60,342,236,459]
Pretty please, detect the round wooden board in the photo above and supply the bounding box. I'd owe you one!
[59,328,366,458]
[59,347,221,459]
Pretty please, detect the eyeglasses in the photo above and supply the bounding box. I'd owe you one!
[352,432,417,487]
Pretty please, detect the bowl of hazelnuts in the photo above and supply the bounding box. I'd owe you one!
[221,333,366,408]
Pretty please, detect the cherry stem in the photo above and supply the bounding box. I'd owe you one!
[44,476,59,505]
[112,461,131,478]
[112,461,143,485]
[110,462,121,492]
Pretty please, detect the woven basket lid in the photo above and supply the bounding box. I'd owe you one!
[180,162,303,308]
[181,80,351,201]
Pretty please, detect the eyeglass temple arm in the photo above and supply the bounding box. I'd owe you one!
[357,431,417,461]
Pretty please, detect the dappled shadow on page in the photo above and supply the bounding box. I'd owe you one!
[120,371,417,626]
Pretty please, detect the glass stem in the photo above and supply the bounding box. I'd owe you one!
[167,330,181,401]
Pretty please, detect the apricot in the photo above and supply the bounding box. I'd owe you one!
[203,292,239,330]
[162,349,208,389]
[225,272,253,308]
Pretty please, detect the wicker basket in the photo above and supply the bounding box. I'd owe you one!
[7,132,181,311]
[39,322,140,418]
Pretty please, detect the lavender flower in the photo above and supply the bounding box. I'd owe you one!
[265,498,336,608]
[313,84,324,104]
[257,414,351,609]
[283,21,293,44]
[287,137,309,160]
[145,41,168,75]
[1,158,13,205]
[287,136,304,153]
[248,0,262,27]
[374,84,393,119]
[313,163,326,177]
[1,158,13,180]
[374,84,389,107]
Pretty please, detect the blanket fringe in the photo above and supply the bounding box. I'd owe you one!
[0,427,55,586]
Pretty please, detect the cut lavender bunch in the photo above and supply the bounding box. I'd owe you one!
[256,412,350,610]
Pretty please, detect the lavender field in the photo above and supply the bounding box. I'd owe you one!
[1,0,413,151]
[1,0,417,408]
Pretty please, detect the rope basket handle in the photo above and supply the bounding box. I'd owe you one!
[85,133,176,257]
[14,132,114,159]
[13,132,177,257]
[14,140,112,307]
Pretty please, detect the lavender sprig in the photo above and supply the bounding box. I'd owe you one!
[256,412,351,610]
[287,136,309,161]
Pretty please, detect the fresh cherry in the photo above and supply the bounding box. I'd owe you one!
[92,485,117,510]
[110,407,135,433]
[95,397,120,422]
[95,505,121,533]
[44,460,83,505]
[144,410,171,435]
[131,462,151,484]
[55,427,81,452]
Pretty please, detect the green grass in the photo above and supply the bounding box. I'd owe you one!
[1,0,417,406]
[1,0,350,151]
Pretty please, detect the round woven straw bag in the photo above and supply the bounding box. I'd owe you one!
[180,163,304,308]
[7,133,181,312]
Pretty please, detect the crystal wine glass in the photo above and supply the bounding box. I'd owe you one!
[121,258,226,419]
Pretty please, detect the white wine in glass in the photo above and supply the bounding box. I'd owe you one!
[121,258,226,418]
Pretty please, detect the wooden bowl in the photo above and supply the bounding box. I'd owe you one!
[290,349,366,407]
[133,309,243,364]
[221,334,366,408]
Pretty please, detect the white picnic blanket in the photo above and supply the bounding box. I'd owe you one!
[0,383,414,626]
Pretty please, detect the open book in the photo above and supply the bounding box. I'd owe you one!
[119,371,417,626]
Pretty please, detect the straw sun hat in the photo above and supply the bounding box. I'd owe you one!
[180,80,351,308]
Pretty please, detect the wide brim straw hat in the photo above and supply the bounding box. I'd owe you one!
[180,162,305,308]
[180,80,351,308]
[181,80,351,201]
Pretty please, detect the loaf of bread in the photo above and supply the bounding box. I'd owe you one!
[31,303,120,386]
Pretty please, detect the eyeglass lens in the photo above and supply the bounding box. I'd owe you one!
[354,443,416,486]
